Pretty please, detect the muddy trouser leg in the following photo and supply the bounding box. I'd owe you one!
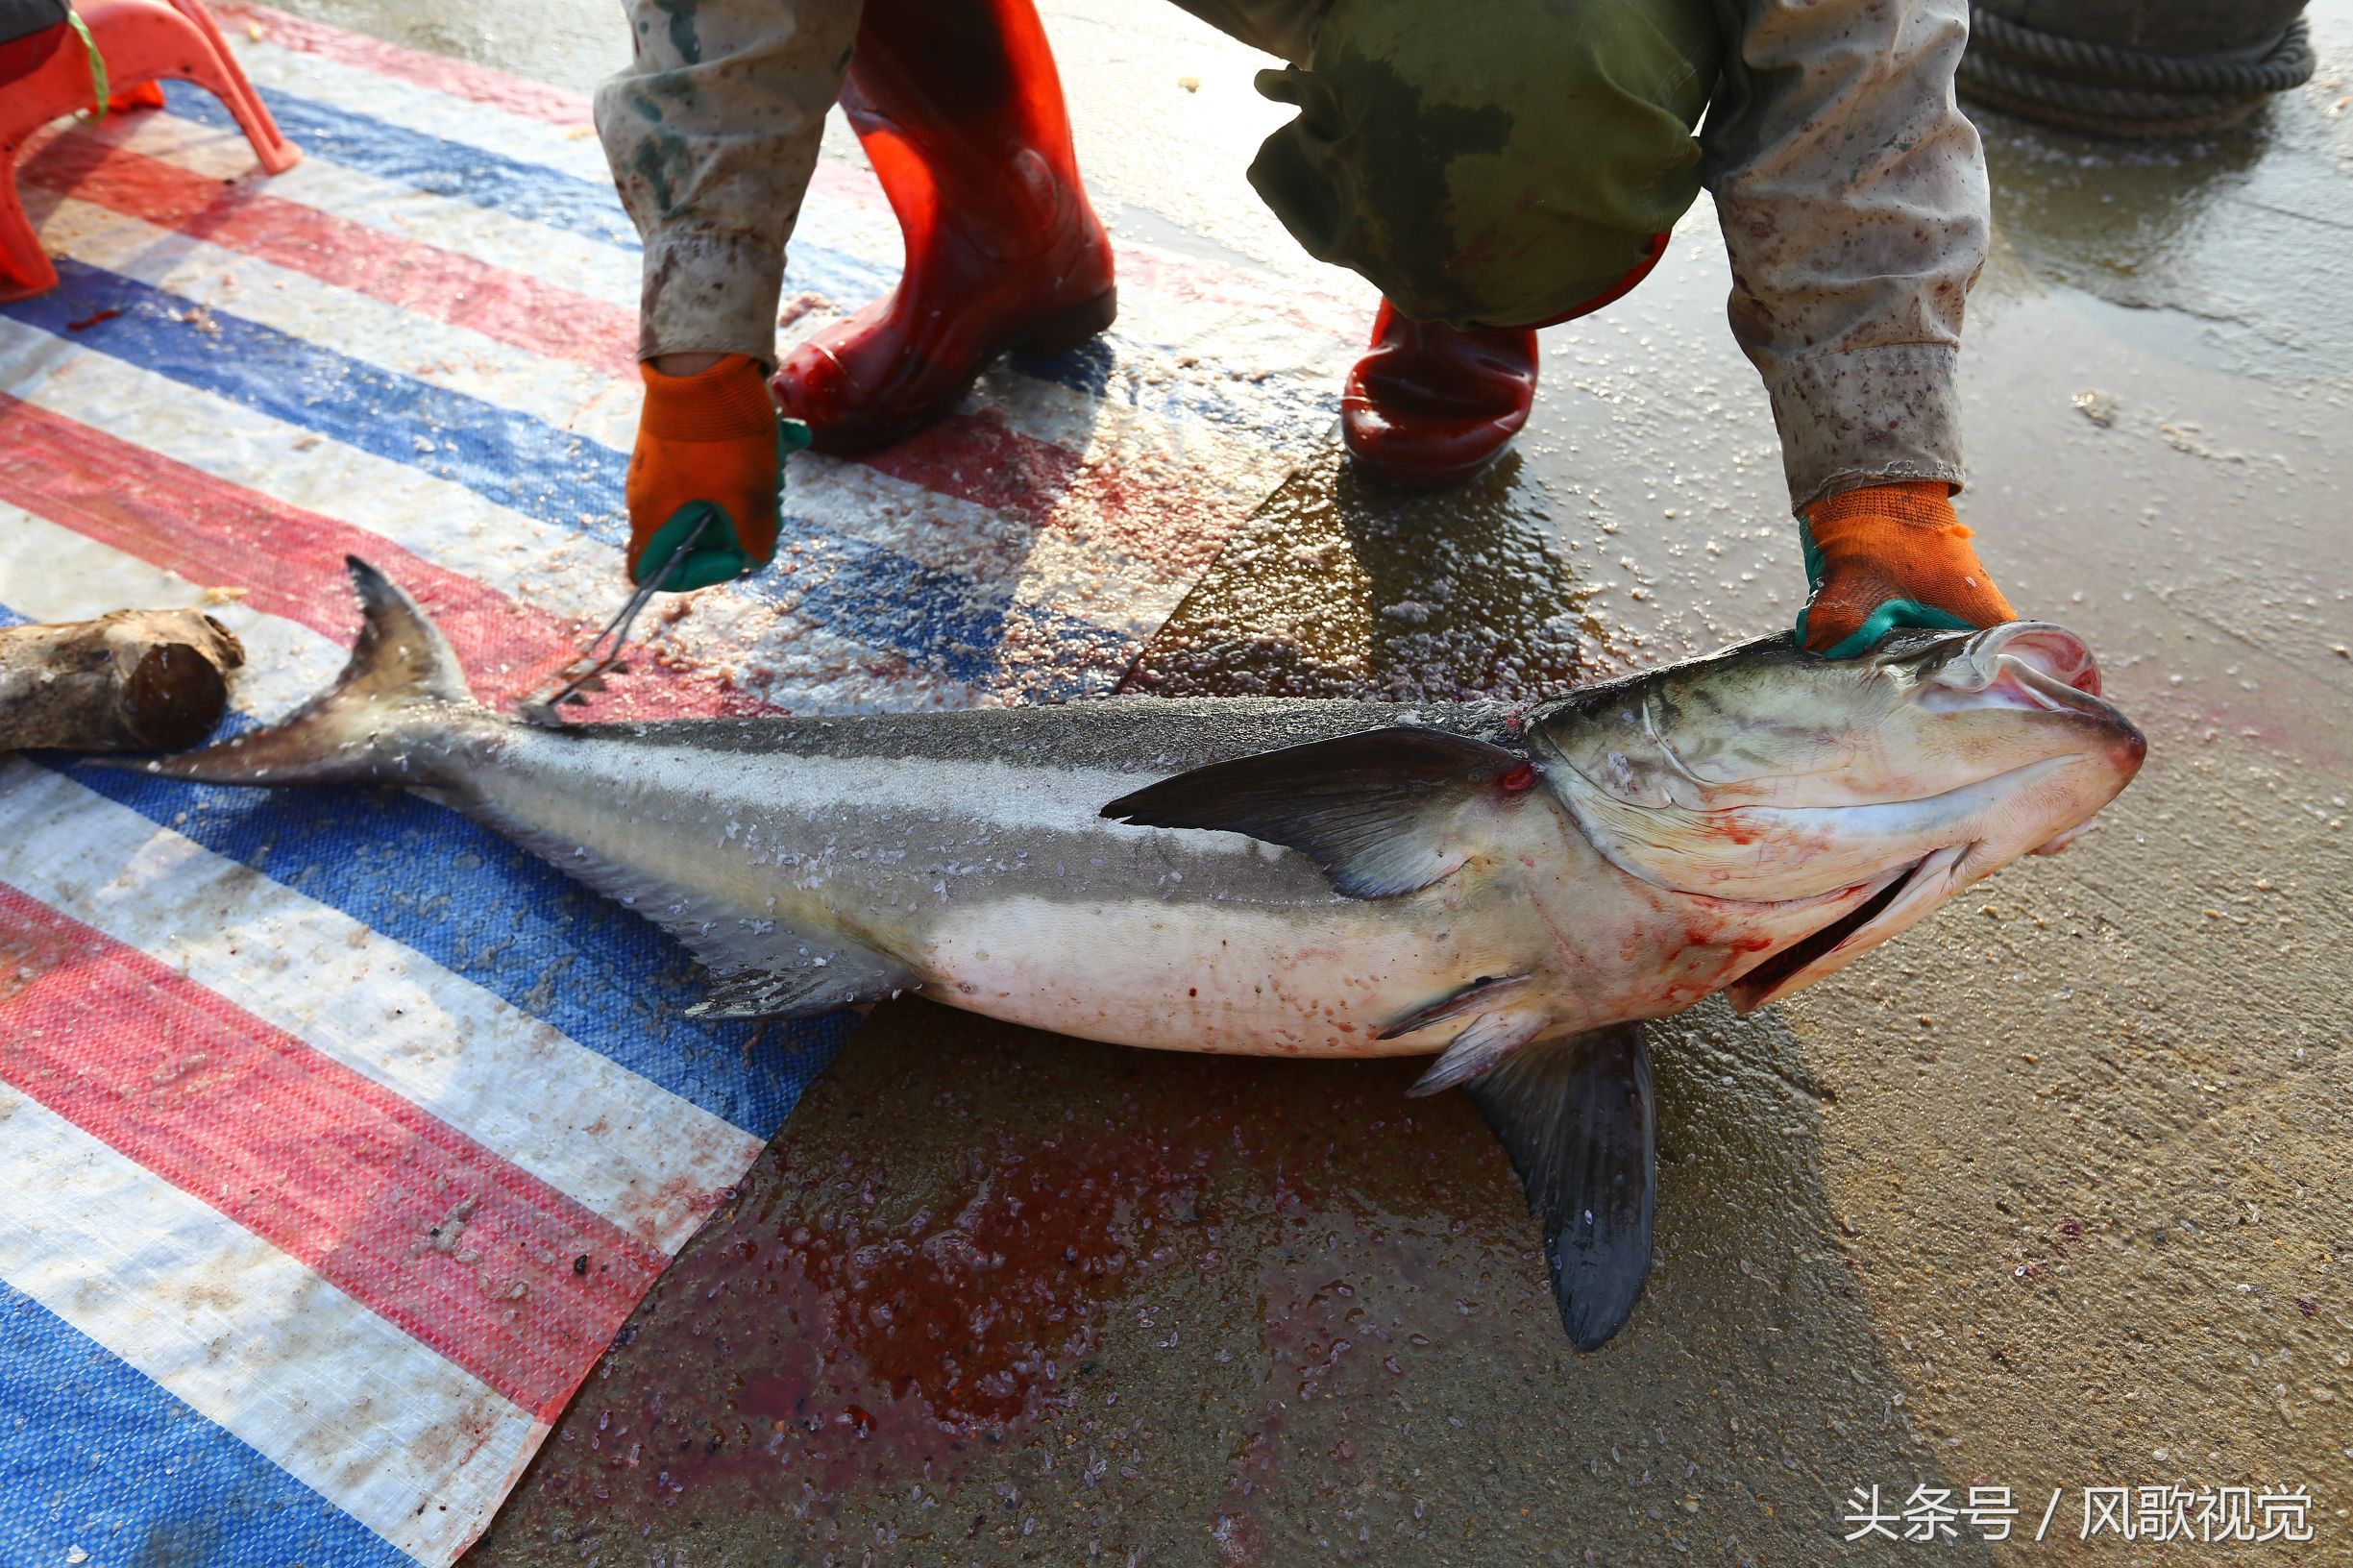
[1235,0,1726,330]
[597,0,867,364]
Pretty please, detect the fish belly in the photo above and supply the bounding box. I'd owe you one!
[912,893,1464,1058]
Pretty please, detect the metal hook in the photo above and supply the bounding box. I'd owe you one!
[518,512,714,728]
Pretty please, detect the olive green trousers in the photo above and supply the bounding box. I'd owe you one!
[1173,0,1722,329]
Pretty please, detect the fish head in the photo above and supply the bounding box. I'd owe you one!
[1527,623,2146,1010]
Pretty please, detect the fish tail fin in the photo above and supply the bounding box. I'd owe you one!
[111,557,483,788]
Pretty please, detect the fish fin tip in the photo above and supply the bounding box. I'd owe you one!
[1463,1022,1655,1351]
[336,556,475,708]
[1100,727,1534,899]
[1409,1005,1550,1095]
[690,946,919,1020]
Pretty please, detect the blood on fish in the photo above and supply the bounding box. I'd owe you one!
[1495,764,1538,795]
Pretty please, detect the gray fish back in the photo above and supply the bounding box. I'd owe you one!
[573,695,1534,778]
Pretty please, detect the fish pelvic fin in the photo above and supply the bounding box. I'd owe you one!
[1406,1005,1551,1096]
[448,788,920,1022]
[687,945,919,1021]
[1098,726,1540,898]
[1462,1022,1655,1353]
[102,557,481,788]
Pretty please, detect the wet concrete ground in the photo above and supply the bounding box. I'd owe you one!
[263,1,2351,1560]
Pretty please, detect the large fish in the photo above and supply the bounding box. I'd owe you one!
[116,560,2145,1348]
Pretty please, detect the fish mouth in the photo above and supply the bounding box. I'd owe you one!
[1725,844,1972,1014]
[1930,623,2119,720]
[1924,624,2147,847]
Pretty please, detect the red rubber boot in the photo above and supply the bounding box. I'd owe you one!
[771,0,1115,454]
[1339,302,1538,488]
[1341,235,1671,487]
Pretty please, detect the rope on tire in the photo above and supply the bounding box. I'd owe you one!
[1959,12,2316,136]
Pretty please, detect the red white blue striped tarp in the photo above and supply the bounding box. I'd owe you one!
[0,9,1363,1562]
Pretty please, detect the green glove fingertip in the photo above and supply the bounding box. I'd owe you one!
[634,501,749,592]
[632,420,810,593]
[1800,598,1978,661]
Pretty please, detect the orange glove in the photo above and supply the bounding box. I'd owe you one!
[1795,481,2016,658]
[625,355,807,590]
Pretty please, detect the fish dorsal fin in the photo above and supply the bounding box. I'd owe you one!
[1461,1023,1655,1352]
[1098,727,1538,898]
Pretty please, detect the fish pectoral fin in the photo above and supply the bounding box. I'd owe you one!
[1378,973,1534,1043]
[1098,727,1538,898]
[1460,1022,1655,1352]
[686,941,919,1021]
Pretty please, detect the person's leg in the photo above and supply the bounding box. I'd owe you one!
[1248,0,1721,484]
[769,0,1115,454]
[598,0,863,583]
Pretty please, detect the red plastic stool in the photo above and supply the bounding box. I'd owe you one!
[2,0,298,301]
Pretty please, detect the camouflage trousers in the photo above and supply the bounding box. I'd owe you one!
[1177,0,1721,328]
[598,0,1722,358]
[600,0,1988,514]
